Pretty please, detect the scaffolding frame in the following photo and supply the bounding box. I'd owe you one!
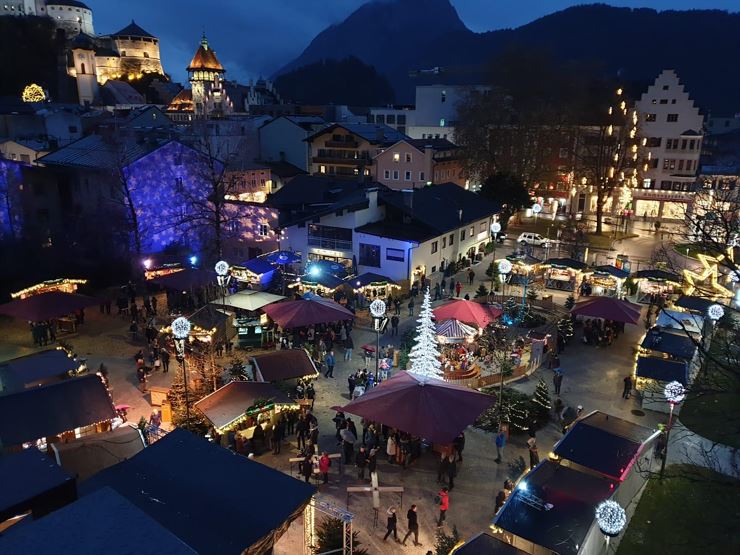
[304,495,354,555]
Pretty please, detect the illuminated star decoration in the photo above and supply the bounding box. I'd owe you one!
[682,248,734,299]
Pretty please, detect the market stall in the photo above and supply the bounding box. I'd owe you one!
[213,290,284,348]
[584,265,630,297]
[631,269,682,304]
[144,263,183,281]
[289,273,346,297]
[543,258,588,292]
[344,272,401,300]
[634,355,689,413]
[230,258,277,290]
[10,278,87,300]
[502,255,542,285]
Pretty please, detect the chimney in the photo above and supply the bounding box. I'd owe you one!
[402,188,414,211]
[458,209,463,222]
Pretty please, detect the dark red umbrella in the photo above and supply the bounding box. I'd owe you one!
[262,297,354,328]
[149,268,215,291]
[334,371,494,444]
[570,296,642,324]
[0,291,100,321]
[433,299,502,328]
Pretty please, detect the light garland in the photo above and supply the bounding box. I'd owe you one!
[595,500,626,537]
[11,278,87,299]
[171,317,192,339]
[664,380,686,404]
[22,83,46,103]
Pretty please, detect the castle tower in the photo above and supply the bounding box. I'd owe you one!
[70,32,99,106]
[187,33,232,118]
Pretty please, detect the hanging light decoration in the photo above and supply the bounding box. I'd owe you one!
[214,260,230,276]
[707,303,725,321]
[171,317,192,339]
[595,500,627,537]
[664,380,686,404]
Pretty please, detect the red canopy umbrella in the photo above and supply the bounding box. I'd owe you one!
[570,296,642,324]
[432,299,502,328]
[262,297,354,328]
[333,371,494,444]
[149,268,215,291]
[0,291,100,321]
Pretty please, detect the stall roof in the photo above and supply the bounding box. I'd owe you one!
[636,356,689,385]
[494,461,617,555]
[506,254,542,266]
[242,258,275,276]
[195,381,293,430]
[300,273,345,290]
[674,295,732,314]
[592,265,630,279]
[0,375,115,447]
[346,272,399,289]
[641,327,698,360]
[214,290,284,312]
[552,411,658,480]
[632,269,681,282]
[251,349,319,382]
[453,532,528,555]
[543,257,587,270]
[1,487,198,555]
[81,429,315,555]
[0,349,79,391]
[187,305,229,339]
[656,309,704,335]
[0,449,75,522]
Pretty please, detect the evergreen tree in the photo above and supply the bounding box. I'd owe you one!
[434,525,461,555]
[474,283,489,298]
[407,288,443,379]
[532,378,552,420]
[316,517,369,555]
[557,317,574,340]
[508,400,530,432]
[564,294,576,310]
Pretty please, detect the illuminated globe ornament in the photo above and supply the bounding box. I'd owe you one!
[171,317,192,339]
[498,259,513,274]
[214,260,230,276]
[595,500,626,537]
[491,222,502,234]
[664,380,686,405]
[707,303,724,321]
[22,83,46,103]
[532,203,543,214]
[369,299,387,318]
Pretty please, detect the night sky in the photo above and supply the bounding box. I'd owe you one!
[86,0,739,85]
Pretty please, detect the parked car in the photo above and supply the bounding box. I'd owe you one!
[517,232,549,247]
[495,231,507,244]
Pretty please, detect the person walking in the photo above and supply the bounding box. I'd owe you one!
[433,282,441,300]
[301,454,313,483]
[622,374,633,399]
[394,298,401,316]
[468,268,475,285]
[348,373,356,398]
[527,434,540,468]
[383,507,400,542]
[407,297,415,317]
[344,335,354,361]
[296,414,308,451]
[319,451,331,484]
[494,429,506,464]
[356,445,368,479]
[455,280,462,298]
[553,371,563,395]
[437,452,450,484]
[453,432,465,462]
[391,315,399,336]
[324,350,335,378]
[446,454,457,490]
[441,278,447,298]
[449,279,455,297]
[436,487,449,527]
[401,505,421,546]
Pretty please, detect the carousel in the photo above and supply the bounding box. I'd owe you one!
[542,258,588,292]
[583,265,630,297]
[631,269,682,304]
[435,318,484,386]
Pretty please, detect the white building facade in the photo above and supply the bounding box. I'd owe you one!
[634,70,704,220]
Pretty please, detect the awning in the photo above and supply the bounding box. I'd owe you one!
[213,290,284,312]
[433,299,502,328]
[0,291,99,321]
[262,297,354,328]
[195,381,293,430]
[571,296,642,324]
[345,272,399,289]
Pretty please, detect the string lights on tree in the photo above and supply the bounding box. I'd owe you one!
[407,287,443,380]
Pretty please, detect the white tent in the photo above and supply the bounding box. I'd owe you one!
[211,290,285,312]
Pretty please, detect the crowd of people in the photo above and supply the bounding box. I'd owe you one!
[580,318,625,346]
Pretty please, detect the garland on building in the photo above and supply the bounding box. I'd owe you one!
[407,287,443,380]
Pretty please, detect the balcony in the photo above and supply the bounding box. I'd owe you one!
[325,139,359,148]
[313,156,368,166]
[307,236,353,251]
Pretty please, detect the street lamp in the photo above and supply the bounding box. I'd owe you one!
[215,259,231,313]
[498,259,513,298]
[532,202,542,227]
[490,221,502,298]
[659,380,686,479]
[172,316,192,424]
[595,500,627,551]
[369,299,387,382]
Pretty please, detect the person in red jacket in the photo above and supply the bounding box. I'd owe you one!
[319,452,331,484]
[455,281,462,298]
[437,487,449,527]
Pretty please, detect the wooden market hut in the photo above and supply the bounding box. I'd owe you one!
[230,258,277,290]
[502,254,542,285]
[542,258,588,292]
[0,348,81,394]
[10,278,87,300]
[586,265,630,297]
[291,272,346,297]
[344,272,401,300]
[631,269,682,304]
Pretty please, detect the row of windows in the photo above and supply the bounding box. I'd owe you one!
[644,113,680,122]
[421,133,449,140]
[650,98,678,105]
[662,158,696,172]
[369,114,407,125]
[641,179,692,191]
[392,152,413,163]
[434,169,456,181]
[430,223,488,253]
[383,170,424,181]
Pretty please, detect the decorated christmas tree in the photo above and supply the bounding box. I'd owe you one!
[407,287,443,380]
[507,399,530,432]
[531,378,552,420]
[557,317,574,340]
[168,364,206,432]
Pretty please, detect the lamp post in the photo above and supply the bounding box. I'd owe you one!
[369,299,387,382]
[490,221,502,299]
[595,500,627,552]
[659,380,686,479]
[172,316,192,424]
[215,259,231,313]
[532,202,542,227]
[496,259,514,428]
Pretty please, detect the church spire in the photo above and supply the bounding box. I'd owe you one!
[200,31,208,50]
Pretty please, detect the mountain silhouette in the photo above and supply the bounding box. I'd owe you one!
[275,1,740,115]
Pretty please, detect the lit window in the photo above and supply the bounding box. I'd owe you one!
[393,152,400,162]
[645,113,656,122]
[320,165,326,174]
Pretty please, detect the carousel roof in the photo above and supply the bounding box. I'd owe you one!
[436,319,477,339]
[433,299,502,328]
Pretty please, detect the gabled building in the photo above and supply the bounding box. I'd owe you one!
[373,138,465,190]
[305,122,409,178]
[258,115,326,171]
[634,70,704,220]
